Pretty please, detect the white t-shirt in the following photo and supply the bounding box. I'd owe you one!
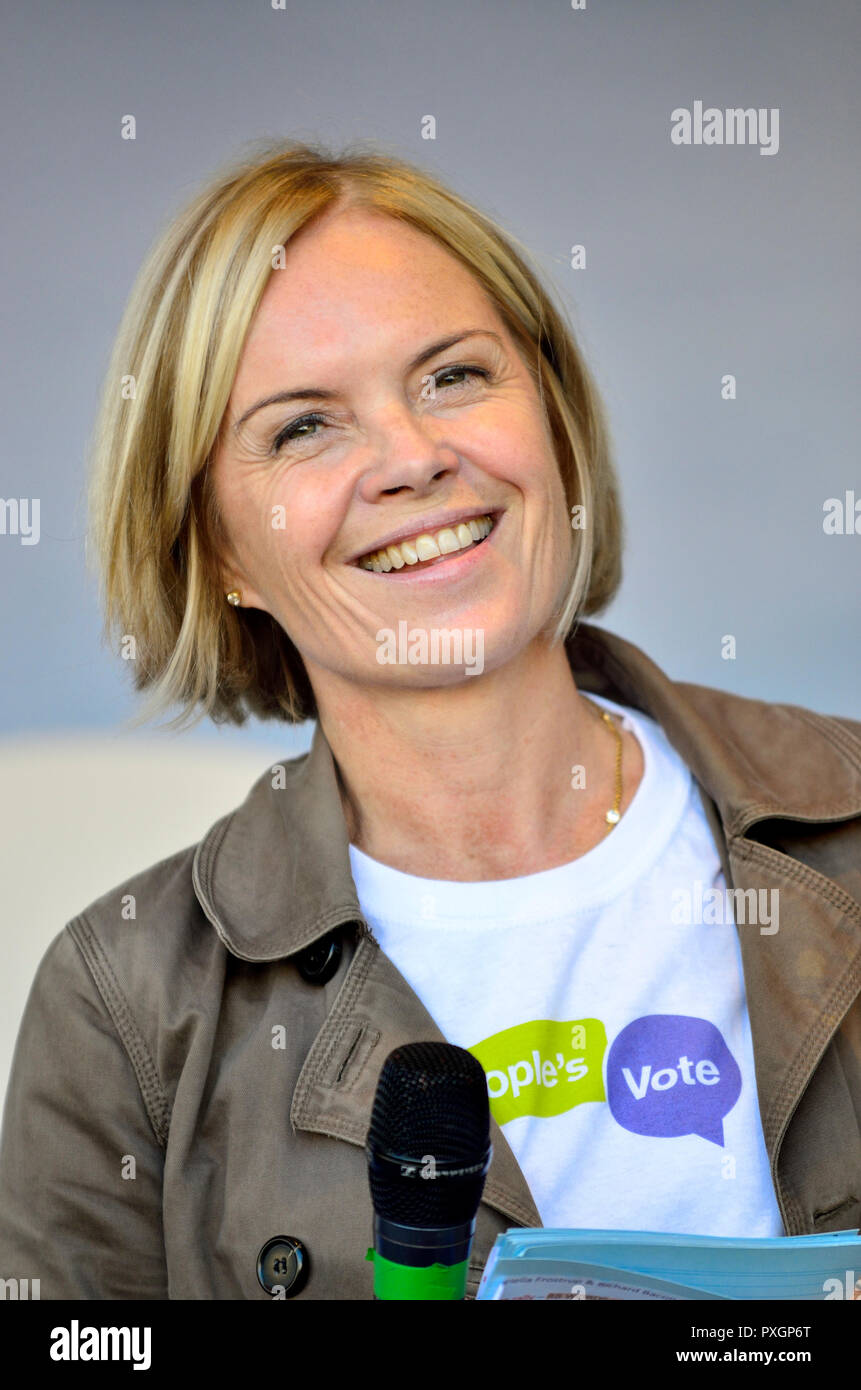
[348,693,785,1238]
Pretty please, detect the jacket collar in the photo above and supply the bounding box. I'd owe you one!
[193,620,861,961]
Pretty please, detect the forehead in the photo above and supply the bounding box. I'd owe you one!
[235,208,504,375]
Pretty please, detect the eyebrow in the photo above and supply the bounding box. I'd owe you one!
[231,328,503,433]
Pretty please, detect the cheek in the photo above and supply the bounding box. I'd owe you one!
[480,405,557,484]
[270,482,348,571]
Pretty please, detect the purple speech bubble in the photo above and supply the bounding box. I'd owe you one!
[606,1015,741,1146]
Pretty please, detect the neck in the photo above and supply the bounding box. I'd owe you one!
[305,634,629,881]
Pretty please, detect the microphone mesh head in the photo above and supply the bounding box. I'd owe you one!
[366,1041,491,1226]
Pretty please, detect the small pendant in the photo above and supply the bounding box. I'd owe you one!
[605,808,620,825]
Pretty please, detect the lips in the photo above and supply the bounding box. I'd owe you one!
[354,513,496,573]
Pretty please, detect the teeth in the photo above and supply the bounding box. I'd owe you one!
[415,535,441,561]
[357,513,493,571]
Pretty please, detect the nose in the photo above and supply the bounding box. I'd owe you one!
[357,400,460,501]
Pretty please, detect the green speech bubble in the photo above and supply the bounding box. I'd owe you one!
[468,1018,607,1125]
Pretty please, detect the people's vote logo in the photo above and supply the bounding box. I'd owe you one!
[469,1018,607,1124]
[606,1015,741,1146]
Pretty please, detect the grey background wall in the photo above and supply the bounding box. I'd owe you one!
[1,0,859,739]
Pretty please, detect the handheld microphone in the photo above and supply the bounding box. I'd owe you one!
[364,1041,492,1300]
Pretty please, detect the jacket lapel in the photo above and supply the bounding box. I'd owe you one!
[723,832,861,1230]
[288,930,544,1229]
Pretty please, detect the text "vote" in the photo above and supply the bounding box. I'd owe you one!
[622,1055,720,1100]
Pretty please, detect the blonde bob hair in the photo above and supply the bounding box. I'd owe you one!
[86,138,624,731]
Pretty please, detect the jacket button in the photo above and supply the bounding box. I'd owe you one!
[295,931,342,985]
[257,1236,310,1297]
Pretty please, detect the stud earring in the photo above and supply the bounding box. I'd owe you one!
[226,590,242,607]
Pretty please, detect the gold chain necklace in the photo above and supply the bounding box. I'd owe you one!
[583,695,624,832]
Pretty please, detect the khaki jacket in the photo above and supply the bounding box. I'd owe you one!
[1,623,860,1300]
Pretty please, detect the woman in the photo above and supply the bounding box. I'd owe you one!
[1,140,859,1300]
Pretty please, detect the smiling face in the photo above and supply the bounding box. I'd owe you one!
[209,204,574,697]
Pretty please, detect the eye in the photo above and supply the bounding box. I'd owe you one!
[430,363,491,394]
[269,412,328,455]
